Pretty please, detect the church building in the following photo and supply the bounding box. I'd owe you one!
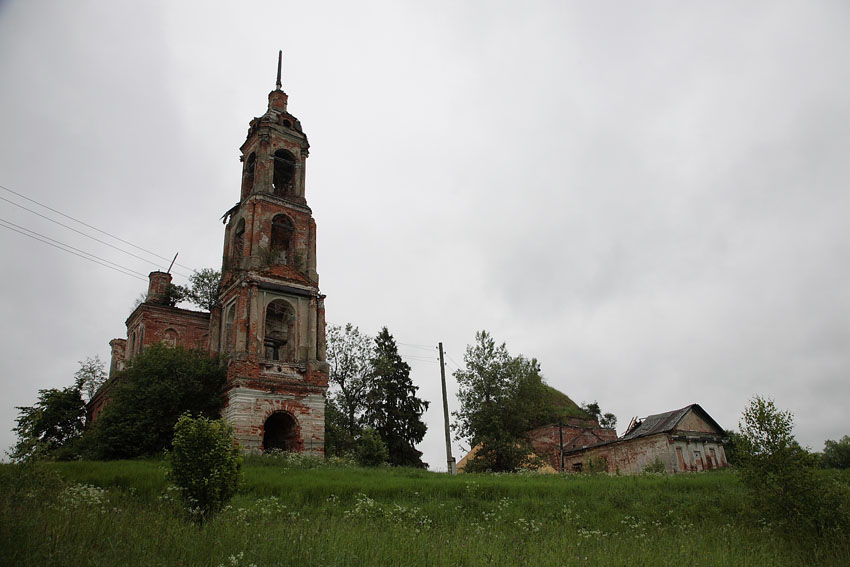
[90,57,330,454]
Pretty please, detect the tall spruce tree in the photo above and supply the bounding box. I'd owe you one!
[363,327,429,468]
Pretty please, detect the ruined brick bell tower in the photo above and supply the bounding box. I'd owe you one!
[210,53,329,454]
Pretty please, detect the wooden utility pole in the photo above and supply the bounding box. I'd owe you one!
[438,342,456,474]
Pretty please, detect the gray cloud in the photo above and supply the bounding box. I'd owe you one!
[1,1,848,465]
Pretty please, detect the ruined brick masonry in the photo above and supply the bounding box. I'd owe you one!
[562,404,728,474]
[91,76,330,455]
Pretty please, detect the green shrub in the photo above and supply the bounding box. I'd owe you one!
[356,428,388,467]
[168,414,242,524]
[643,457,666,474]
[585,455,609,474]
[737,396,850,541]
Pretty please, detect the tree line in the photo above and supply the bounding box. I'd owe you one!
[324,324,430,467]
[10,322,850,480]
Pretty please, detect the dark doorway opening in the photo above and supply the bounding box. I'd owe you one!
[263,412,298,452]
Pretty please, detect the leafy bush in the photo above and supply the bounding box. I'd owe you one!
[737,396,850,541]
[585,455,609,474]
[356,428,388,467]
[85,344,226,459]
[643,457,666,474]
[168,414,242,524]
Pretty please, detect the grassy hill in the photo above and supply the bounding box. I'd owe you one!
[1,455,847,566]
[538,384,593,424]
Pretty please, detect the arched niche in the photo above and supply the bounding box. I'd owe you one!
[264,299,295,361]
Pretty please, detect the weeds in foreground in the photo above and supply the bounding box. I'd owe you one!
[1,459,848,567]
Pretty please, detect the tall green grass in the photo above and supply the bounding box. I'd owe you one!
[1,456,847,566]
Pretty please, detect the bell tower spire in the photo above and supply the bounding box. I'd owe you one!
[275,50,283,91]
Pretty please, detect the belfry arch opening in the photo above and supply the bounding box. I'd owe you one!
[270,214,294,265]
[264,299,295,361]
[242,152,256,197]
[232,218,245,267]
[272,149,296,197]
[263,411,298,452]
[223,303,236,353]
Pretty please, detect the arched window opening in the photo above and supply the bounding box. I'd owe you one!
[223,303,236,353]
[232,219,245,267]
[243,152,256,194]
[264,299,295,361]
[272,149,296,197]
[263,412,298,452]
[270,215,294,265]
[128,331,136,359]
[163,328,178,347]
[139,326,145,353]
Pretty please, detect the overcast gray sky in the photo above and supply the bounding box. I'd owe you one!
[1,1,848,468]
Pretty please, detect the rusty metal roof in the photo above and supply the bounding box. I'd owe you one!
[564,403,726,456]
[620,404,724,440]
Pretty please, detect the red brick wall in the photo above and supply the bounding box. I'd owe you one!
[125,304,210,361]
[527,420,618,472]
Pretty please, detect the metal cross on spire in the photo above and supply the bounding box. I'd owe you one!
[276,50,282,90]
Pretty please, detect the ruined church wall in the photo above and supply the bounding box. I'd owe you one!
[223,386,325,454]
[527,422,618,471]
[563,434,673,474]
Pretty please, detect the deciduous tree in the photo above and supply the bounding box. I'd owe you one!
[326,323,373,448]
[10,385,86,462]
[85,343,227,459]
[183,268,221,311]
[452,331,550,472]
[821,435,850,470]
[735,396,843,538]
[580,400,617,430]
[74,355,107,403]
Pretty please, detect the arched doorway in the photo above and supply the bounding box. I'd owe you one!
[263,412,298,452]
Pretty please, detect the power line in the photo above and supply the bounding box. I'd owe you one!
[397,341,436,352]
[0,219,148,281]
[0,183,196,277]
[0,216,149,278]
[0,194,193,279]
[402,355,439,364]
